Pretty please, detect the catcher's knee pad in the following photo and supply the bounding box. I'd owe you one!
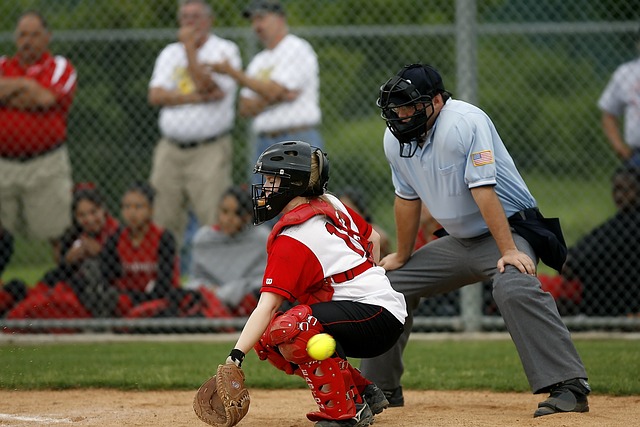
[302,357,361,422]
[269,304,325,365]
[254,324,299,376]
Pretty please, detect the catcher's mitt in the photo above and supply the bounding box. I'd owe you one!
[193,364,250,427]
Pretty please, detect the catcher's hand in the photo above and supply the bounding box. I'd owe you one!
[193,363,250,426]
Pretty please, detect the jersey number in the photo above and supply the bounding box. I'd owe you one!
[324,216,366,258]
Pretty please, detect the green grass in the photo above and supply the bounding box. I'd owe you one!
[1,339,638,395]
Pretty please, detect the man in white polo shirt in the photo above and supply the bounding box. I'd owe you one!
[148,0,241,244]
[598,25,640,167]
[211,0,322,182]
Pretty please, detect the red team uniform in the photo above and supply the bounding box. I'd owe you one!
[101,223,180,318]
[0,52,76,158]
[4,214,120,325]
[209,141,406,427]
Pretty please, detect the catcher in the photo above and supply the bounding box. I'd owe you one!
[194,141,407,427]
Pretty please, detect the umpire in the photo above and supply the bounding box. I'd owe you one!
[359,63,591,418]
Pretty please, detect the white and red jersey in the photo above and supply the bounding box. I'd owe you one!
[262,194,407,324]
[0,52,77,157]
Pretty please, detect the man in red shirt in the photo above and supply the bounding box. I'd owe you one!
[0,10,77,256]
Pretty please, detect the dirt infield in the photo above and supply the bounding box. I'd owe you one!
[0,389,638,426]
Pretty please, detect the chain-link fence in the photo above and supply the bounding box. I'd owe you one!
[1,0,639,333]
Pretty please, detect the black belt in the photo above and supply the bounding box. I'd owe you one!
[0,142,64,162]
[168,132,229,149]
[258,126,315,139]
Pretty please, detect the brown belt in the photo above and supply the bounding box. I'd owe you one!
[258,126,316,139]
[167,132,229,149]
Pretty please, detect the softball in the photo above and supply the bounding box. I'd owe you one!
[306,333,336,361]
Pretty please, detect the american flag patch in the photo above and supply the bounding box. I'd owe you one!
[472,150,494,166]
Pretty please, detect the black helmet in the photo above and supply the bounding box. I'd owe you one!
[377,63,445,157]
[252,141,329,225]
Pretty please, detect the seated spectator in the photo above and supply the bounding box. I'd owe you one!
[562,165,640,316]
[0,220,27,316]
[184,185,269,317]
[100,182,181,319]
[337,186,392,258]
[2,184,120,324]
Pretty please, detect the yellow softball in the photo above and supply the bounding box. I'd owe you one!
[306,333,336,361]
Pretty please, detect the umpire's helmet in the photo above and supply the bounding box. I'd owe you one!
[252,141,329,225]
[377,63,445,157]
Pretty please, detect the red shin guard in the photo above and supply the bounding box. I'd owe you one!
[302,357,362,422]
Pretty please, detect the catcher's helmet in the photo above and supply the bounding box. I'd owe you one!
[377,63,445,157]
[252,141,329,225]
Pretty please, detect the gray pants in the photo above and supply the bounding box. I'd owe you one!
[359,232,587,394]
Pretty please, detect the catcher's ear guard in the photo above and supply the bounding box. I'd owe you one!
[193,364,250,427]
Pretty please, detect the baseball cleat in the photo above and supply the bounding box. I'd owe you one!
[314,402,374,427]
[362,383,389,414]
[534,378,590,417]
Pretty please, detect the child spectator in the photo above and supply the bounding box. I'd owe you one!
[2,184,121,331]
[184,185,269,317]
[100,182,181,319]
[0,221,26,317]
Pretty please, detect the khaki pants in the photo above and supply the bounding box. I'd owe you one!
[150,135,233,246]
[0,145,72,240]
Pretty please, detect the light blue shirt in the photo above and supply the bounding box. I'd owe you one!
[384,99,537,238]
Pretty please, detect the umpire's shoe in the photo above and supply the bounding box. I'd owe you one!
[382,386,404,407]
[534,378,591,418]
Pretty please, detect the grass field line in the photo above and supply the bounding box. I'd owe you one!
[1,331,638,345]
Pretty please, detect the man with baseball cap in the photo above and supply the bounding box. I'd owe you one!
[359,63,591,418]
[211,0,323,183]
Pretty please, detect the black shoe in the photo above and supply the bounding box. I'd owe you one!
[534,378,591,418]
[382,386,404,408]
[314,402,374,426]
[362,383,389,414]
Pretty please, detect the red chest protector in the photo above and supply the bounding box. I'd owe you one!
[267,199,374,305]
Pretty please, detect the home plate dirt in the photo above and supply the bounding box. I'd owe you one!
[0,389,637,426]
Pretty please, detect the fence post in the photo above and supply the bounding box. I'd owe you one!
[455,0,478,104]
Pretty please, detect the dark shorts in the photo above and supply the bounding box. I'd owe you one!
[311,301,404,359]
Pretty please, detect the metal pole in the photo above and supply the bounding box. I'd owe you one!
[455,0,478,104]
[456,0,482,332]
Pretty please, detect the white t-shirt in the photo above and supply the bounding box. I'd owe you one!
[240,34,321,133]
[598,57,640,149]
[149,34,241,141]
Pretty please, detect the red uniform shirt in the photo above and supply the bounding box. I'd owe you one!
[262,198,374,305]
[0,52,77,157]
[106,223,180,293]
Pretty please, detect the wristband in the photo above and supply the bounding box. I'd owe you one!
[228,348,245,367]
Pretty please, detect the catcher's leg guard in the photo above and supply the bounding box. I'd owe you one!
[254,325,300,376]
[302,357,365,422]
[253,304,324,375]
[269,304,328,365]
